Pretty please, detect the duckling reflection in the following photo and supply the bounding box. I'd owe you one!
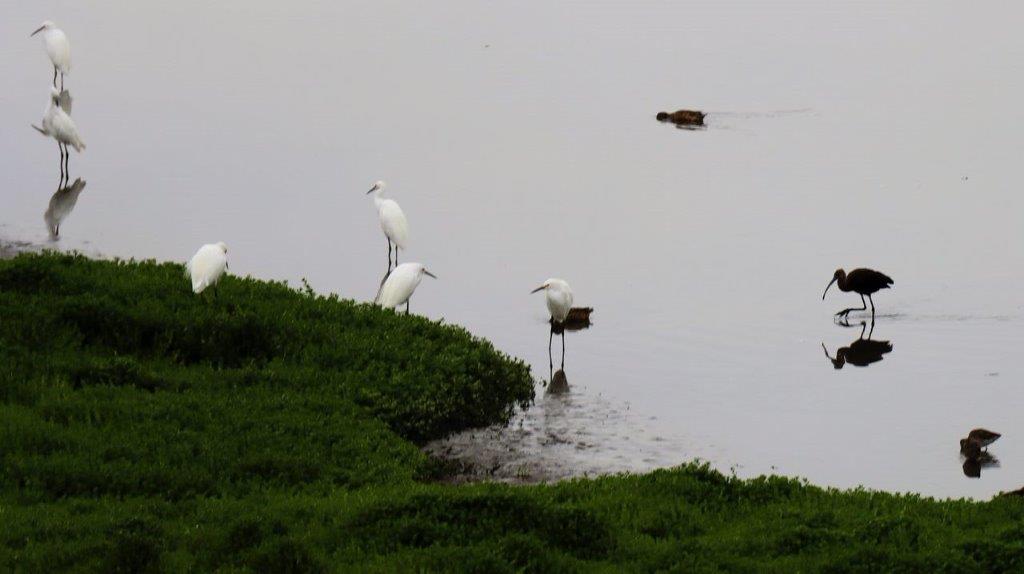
[546,369,569,396]
[44,177,85,239]
[821,319,892,369]
[962,451,999,478]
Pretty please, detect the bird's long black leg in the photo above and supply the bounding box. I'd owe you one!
[868,295,875,318]
[835,295,868,318]
[405,300,410,315]
[561,331,566,368]
[57,142,64,177]
[60,72,64,91]
[548,327,554,370]
[395,246,399,265]
[52,66,57,88]
[386,239,392,271]
[64,144,70,176]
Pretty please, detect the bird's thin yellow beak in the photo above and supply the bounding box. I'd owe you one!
[31,25,46,36]
[530,285,545,294]
[822,277,837,300]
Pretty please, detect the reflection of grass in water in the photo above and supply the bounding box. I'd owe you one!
[2,253,1023,572]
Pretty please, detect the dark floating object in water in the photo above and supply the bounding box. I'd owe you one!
[960,428,1001,478]
[656,109,706,126]
[822,268,894,318]
[550,307,593,333]
[965,428,1001,449]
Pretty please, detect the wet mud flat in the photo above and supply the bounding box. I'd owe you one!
[423,384,688,484]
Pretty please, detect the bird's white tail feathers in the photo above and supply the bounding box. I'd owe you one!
[72,139,85,152]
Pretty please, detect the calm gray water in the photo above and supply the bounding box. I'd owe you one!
[3,1,1024,499]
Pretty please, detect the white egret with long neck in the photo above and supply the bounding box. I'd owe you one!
[531,278,574,367]
[375,262,436,314]
[366,181,408,271]
[34,87,85,176]
[31,21,71,90]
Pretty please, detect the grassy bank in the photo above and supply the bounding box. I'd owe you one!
[1,253,1023,572]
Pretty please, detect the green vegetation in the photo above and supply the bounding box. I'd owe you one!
[2,253,1023,572]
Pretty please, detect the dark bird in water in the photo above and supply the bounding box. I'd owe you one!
[551,307,594,333]
[822,268,894,318]
[821,320,892,369]
[960,428,1001,478]
[656,110,706,127]
[962,429,1001,451]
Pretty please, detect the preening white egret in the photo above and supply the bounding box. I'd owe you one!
[187,242,229,294]
[375,262,436,314]
[531,278,574,368]
[30,21,71,90]
[44,177,86,238]
[366,181,408,270]
[34,87,85,175]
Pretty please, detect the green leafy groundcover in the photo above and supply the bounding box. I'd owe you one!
[1,254,1022,572]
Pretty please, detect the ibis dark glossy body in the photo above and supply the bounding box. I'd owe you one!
[822,268,894,318]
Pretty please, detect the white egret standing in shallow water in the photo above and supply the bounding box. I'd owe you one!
[30,21,71,90]
[33,87,85,175]
[531,278,574,366]
[187,243,229,295]
[366,181,408,271]
[375,262,436,314]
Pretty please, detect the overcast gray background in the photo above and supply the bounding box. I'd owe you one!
[3,1,1023,498]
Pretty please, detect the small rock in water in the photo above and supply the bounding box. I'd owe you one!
[656,109,706,127]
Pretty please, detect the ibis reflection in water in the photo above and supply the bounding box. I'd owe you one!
[821,319,893,369]
[44,177,86,238]
[822,268,894,318]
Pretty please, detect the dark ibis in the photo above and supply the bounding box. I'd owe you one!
[822,268,893,318]
[821,320,892,369]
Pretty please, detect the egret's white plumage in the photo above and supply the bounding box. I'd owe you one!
[39,88,85,152]
[44,177,86,238]
[375,262,436,310]
[366,181,409,265]
[31,21,71,87]
[531,278,574,323]
[186,242,229,294]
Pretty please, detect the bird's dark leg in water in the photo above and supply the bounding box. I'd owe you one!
[548,326,554,371]
[868,294,876,318]
[52,66,57,88]
[57,142,64,178]
[63,143,69,175]
[836,294,867,318]
[394,246,399,265]
[561,331,566,369]
[60,72,64,91]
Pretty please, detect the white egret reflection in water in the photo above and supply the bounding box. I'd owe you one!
[2,1,1024,499]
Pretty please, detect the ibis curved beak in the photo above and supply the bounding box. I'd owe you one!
[423,270,437,279]
[822,278,837,300]
[530,285,545,294]
[31,25,46,37]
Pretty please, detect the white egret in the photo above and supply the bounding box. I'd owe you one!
[186,242,229,295]
[531,278,574,367]
[34,87,85,175]
[375,262,436,314]
[366,181,408,271]
[30,21,71,90]
[44,177,86,238]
